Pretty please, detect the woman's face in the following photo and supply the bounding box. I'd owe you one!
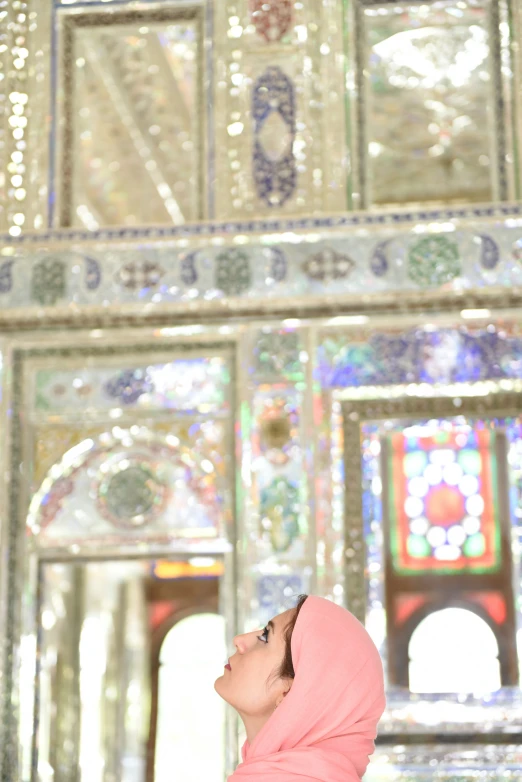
[215,607,295,727]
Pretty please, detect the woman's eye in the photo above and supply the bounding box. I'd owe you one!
[257,627,269,643]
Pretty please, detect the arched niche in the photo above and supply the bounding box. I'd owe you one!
[27,427,224,549]
[408,606,501,694]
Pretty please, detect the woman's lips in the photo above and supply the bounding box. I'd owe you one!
[225,662,231,671]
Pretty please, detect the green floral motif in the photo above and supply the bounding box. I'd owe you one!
[260,477,300,552]
[408,235,461,287]
[254,330,302,380]
[98,462,168,528]
[215,248,251,296]
[105,466,156,519]
[31,258,66,305]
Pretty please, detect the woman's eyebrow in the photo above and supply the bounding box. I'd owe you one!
[267,619,276,634]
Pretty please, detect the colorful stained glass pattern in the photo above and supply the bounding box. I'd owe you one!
[386,427,501,574]
[317,326,522,388]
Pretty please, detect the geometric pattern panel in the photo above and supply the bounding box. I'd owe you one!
[386,425,501,575]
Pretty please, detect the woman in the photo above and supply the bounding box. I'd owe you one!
[215,595,385,781]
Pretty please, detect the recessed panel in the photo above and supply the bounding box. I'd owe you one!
[59,11,202,227]
[360,0,496,206]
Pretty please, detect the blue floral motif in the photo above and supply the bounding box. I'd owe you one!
[370,241,389,277]
[84,256,101,290]
[104,369,154,405]
[478,234,500,270]
[180,251,198,286]
[269,247,287,282]
[0,260,14,293]
[252,66,297,207]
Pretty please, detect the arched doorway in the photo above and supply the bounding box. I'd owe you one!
[146,576,227,782]
[153,612,227,782]
[408,607,501,693]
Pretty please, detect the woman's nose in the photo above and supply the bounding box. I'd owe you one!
[233,632,250,653]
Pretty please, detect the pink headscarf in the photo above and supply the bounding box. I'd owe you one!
[229,596,385,782]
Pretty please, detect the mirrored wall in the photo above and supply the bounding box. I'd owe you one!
[1,311,521,781]
[5,0,520,235]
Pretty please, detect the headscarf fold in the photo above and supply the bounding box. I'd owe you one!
[229,596,385,781]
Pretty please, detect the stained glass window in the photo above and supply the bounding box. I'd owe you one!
[386,426,501,574]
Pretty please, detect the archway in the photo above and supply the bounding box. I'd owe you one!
[408,607,501,693]
[153,612,227,782]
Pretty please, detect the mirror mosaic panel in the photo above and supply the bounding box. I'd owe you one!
[2,0,522,780]
[2,339,238,781]
[2,203,522,318]
[343,0,522,209]
[58,8,204,228]
[353,0,502,206]
[2,0,522,237]
[0,314,521,781]
[33,560,228,782]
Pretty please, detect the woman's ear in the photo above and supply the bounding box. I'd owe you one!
[275,679,293,708]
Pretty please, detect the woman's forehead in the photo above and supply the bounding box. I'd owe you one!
[273,606,296,629]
